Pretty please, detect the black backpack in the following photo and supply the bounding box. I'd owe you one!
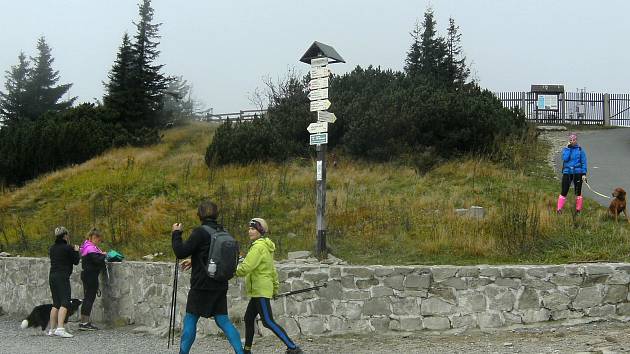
[200,225,239,281]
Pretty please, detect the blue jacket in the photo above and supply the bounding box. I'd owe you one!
[561,145,587,174]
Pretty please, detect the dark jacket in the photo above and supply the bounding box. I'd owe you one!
[172,218,228,291]
[49,239,80,276]
[81,253,106,274]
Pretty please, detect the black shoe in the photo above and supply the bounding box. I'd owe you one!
[244,350,252,354]
[286,347,304,354]
[79,322,99,331]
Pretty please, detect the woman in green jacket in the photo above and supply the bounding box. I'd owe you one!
[236,218,303,354]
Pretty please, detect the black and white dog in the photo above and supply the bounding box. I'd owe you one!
[20,299,82,331]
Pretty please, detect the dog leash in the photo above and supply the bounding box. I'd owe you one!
[584,181,610,199]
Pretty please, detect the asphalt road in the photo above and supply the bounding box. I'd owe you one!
[555,128,630,207]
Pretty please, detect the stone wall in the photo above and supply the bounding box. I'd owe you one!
[2,257,630,335]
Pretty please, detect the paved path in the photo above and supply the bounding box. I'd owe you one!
[3,314,630,353]
[555,128,630,207]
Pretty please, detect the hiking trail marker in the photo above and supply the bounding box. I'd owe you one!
[300,41,345,259]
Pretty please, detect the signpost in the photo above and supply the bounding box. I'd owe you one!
[307,122,328,134]
[300,41,345,259]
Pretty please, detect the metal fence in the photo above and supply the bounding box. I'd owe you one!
[199,109,267,122]
[494,91,630,127]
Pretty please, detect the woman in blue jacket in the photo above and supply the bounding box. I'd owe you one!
[557,133,588,214]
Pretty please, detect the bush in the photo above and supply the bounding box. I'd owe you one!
[0,104,124,185]
[207,66,527,166]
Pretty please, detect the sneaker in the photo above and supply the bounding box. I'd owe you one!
[46,329,54,336]
[54,327,74,338]
[79,322,99,331]
[286,347,303,354]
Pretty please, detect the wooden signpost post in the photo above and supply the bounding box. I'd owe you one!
[299,41,345,259]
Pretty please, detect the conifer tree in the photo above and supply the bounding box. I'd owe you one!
[129,0,171,129]
[25,37,75,120]
[445,17,470,89]
[0,52,31,125]
[405,8,448,84]
[103,33,135,123]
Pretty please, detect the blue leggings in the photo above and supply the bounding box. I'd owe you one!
[180,312,243,354]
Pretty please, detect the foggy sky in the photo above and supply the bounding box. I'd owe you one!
[1,0,628,113]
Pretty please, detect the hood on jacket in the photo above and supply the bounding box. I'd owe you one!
[80,239,105,257]
[254,237,276,253]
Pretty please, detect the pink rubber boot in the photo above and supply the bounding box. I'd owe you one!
[556,195,567,214]
[576,196,583,213]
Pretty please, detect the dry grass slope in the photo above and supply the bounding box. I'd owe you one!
[0,122,628,264]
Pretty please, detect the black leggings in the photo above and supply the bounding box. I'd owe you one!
[244,297,297,350]
[80,271,99,317]
[561,173,584,197]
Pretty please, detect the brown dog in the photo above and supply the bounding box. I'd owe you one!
[609,187,629,223]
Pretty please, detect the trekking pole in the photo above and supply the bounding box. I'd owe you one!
[273,283,327,299]
[168,258,179,349]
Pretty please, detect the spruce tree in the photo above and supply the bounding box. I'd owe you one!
[103,33,135,124]
[25,37,75,120]
[129,0,171,129]
[405,8,448,84]
[0,52,31,126]
[445,18,470,89]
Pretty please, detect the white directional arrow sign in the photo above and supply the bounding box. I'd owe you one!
[309,77,329,90]
[310,57,328,67]
[317,110,337,123]
[310,66,330,79]
[307,121,328,134]
[310,99,331,112]
[308,88,328,101]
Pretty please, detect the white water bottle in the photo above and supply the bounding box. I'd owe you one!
[207,259,216,277]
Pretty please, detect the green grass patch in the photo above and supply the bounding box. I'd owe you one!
[0,121,628,264]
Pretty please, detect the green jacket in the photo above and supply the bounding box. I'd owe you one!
[236,237,279,298]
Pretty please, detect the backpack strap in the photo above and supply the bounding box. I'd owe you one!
[200,225,217,259]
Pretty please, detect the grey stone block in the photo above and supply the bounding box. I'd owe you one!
[456,266,480,277]
[585,305,616,317]
[516,287,540,310]
[344,267,374,278]
[431,267,458,282]
[369,317,391,331]
[458,292,487,313]
[501,267,526,278]
[390,316,423,331]
[583,275,610,287]
[468,277,493,288]
[522,278,556,291]
[303,272,329,283]
[585,265,614,275]
[421,297,454,316]
[374,266,394,277]
[438,277,467,290]
[343,290,371,301]
[542,292,570,311]
[616,303,630,315]
[521,309,551,323]
[450,314,477,328]
[371,285,394,298]
[478,312,504,328]
[606,271,630,285]
[383,275,404,291]
[309,299,333,315]
[604,284,628,304]
[551,309,584,320]
[363,298,392,316]
[404,274,431,289]
[479,267,501,278]
[550,275,583,286]
[503,311,522,325]
[572,286,604,309]
[429,287,456,303]
[356,278,379,289]
[494,278,521,289]
[336,301,363,320]
[341,275,356,289]
[391,297,420,316]
[423,316,451,330]
[300,316,327,335]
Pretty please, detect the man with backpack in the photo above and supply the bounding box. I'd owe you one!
[171,199,244,354]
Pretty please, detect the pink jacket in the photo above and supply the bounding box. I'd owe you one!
[79,239,105,257]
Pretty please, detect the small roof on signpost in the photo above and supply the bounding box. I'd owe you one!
[299,41,345,64]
